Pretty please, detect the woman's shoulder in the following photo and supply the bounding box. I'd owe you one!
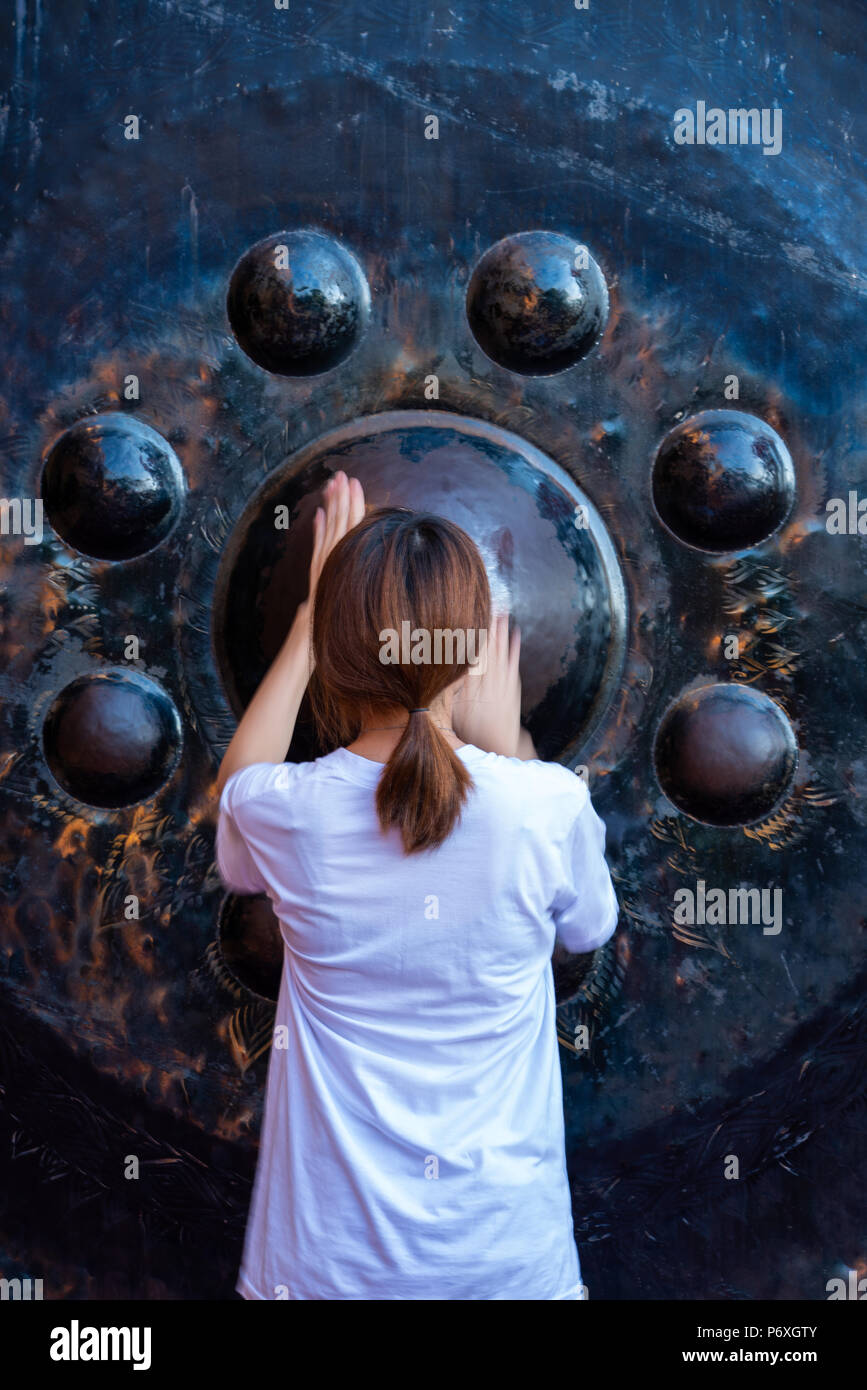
[464,746,588,809]
[218,757,322,811]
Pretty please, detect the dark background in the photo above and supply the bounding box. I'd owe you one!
[0,0,865,1300]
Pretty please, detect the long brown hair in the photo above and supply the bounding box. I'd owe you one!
[308,506,491,854]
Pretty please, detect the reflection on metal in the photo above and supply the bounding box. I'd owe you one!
[0,0,863,1302]
[214,410,628,764]
[41,414,186,561]
[466,230,609,376]
[651,410,796,553]
[42,670,183,809]
[227,229,370,377]
[653,682,798,826]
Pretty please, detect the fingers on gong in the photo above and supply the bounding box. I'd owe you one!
[348,475,365,527]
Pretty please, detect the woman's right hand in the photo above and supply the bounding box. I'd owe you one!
[308,470,365,605]
[451,612,526,757]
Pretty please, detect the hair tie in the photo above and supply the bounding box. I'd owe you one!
[408,707,429,714]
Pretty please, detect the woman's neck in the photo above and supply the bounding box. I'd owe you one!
[346,697,465,763]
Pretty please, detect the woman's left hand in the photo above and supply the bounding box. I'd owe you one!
[215,471,365,795]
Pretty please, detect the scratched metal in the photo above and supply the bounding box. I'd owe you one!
[0,0,864,1300]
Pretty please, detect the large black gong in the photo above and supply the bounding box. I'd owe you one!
[0,0,864,1306]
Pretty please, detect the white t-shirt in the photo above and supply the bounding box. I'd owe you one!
[216,742,618,1301]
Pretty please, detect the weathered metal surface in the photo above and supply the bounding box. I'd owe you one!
[213,410,627,763]
[0,0,864,1302]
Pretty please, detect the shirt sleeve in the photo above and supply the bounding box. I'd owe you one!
[550,779,619,954]
[215,762,287,896]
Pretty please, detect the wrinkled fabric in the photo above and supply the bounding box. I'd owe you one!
[216,744,618,1301]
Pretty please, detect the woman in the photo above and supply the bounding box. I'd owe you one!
[215,469,618,1301]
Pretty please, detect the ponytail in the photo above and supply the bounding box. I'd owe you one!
[375,708,472,854]
[309,507,491,856]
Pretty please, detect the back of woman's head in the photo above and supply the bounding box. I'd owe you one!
[308,506,491,854]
